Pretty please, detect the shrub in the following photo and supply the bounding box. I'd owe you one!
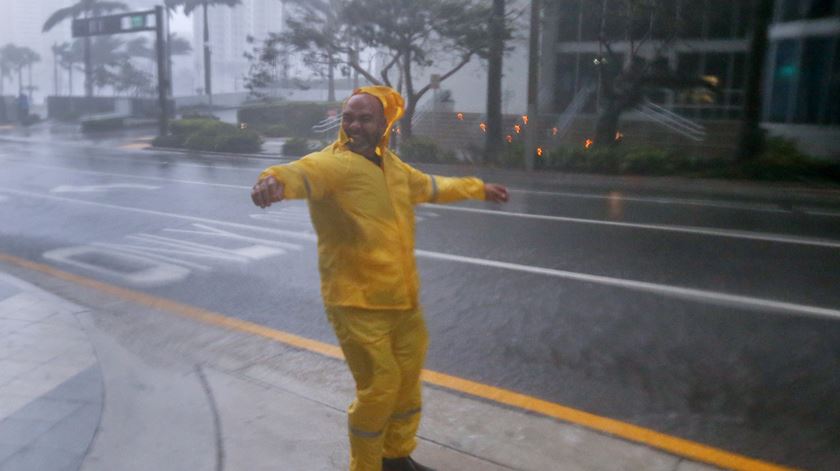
[620,147,673,175]
[153,118,262,154]
[238,101,341,138]
[151,134,185,148]
[736,137,821,180]
[22,113,41,126]
[213,129,263,153]
[81,117,124,133]
[262,124,290,138]
[282,137,311,157]
[398,136,457,164]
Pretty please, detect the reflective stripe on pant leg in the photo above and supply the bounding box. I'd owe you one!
[383,307,428,459]
[327,306,403,471]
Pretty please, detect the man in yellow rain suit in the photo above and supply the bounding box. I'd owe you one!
[251,86,509,471]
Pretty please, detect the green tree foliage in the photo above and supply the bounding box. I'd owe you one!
[279,0,355,102]
[42,0,129,97]
[270,0,502,138]
[343,0,497,137]
[0,44,41,94]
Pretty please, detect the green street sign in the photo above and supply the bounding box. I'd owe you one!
[72,10,156,37]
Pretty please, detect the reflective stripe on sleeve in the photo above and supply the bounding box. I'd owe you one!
[430,175,438,202]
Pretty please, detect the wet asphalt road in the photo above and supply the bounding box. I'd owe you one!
[1,136,839,469]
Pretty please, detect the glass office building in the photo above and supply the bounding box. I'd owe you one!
[541,0,840,155]
[766,0,840,125]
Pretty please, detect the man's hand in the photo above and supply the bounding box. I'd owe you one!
[251,176,285,208]
[484,183,509,203]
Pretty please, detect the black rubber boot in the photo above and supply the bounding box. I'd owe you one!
[382,456,437,471]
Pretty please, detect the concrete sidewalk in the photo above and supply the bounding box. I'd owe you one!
[0,266,721,471]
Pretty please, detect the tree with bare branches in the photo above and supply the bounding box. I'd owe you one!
[591,0,714,146]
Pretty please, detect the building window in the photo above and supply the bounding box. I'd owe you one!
[680,0,707,38]
[779,0,839,21]
[769,40,799,122]
[707,0,736,38]
[829,39,840,124]
[556,0,580,42]
[554,53,577,112]
[795,38,832,124]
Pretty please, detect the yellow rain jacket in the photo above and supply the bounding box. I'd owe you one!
[259,86,485,310]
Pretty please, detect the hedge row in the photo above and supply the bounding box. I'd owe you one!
[152,118,263,154]
[237,101,341,138]
[398,135,840,182]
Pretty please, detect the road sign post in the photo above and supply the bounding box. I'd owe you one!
[72,8,169,136]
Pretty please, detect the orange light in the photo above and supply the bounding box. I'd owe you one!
[505,134,513,143]
[514,124,521,134]
[240,123,247,129]
[552,127,558,136]
[522,115,528,125]
[456,112,464,121]
[536,147,543,157]
[479,122,487,133]
[584,139,593,149]
[395,127,401,135]
[615,131,623,141]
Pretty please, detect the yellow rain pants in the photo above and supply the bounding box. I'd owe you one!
[326,305,428,471]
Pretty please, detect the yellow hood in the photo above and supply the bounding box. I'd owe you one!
[338,85,405,156]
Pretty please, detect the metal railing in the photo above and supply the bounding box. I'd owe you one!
[550,84,596,140]
[636,99,706,141]
[311,115,342,134]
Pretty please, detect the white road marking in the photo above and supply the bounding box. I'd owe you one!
[13,160,840,249]
[50,183,160,193]
[9,149,840,220]
[28,165,250,189]
[416,250,840,321]
[43,245,192,286]
[0,150,266,172]
[426,204,840,249]
[802,208,840,217]
[507,188,791,213]
[2,187,837,320]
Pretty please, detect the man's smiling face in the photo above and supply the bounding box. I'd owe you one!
[341,94,387,158]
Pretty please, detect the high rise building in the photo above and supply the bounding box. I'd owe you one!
[191,0,285,95]
[540,0,840,157]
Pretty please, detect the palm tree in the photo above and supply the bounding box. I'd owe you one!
[0,44,15,96]
[22,49,42,101]
[42,0,129,97]
[0,45,39,96]
[165,0,241,105]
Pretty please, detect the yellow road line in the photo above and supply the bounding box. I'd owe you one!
[0,252,794,471]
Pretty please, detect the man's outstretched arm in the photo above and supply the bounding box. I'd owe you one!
[251,154,338,208]
[402,160,508,204]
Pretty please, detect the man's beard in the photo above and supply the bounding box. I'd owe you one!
[347,133,377,153]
